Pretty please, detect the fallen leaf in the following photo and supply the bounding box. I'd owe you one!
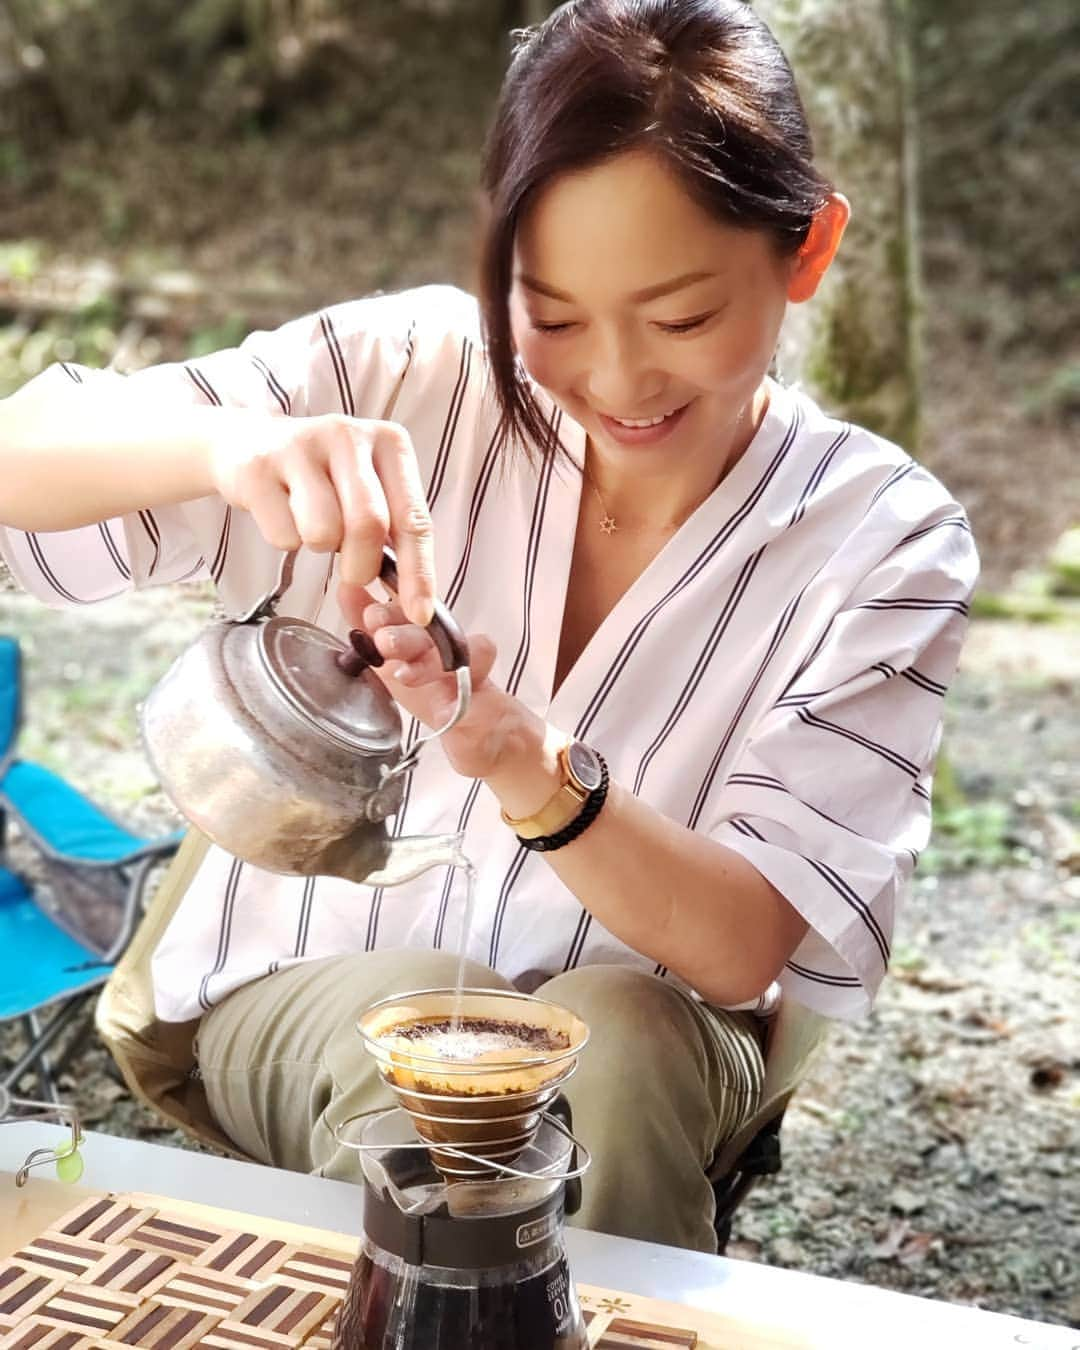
[893,966,970,993]
[962,1008,1013,1037]
[869,1220,910,1260]
[898,1231,938,1266]
[889,1186,926,1217]
[725,1239,762,1262]
[1029,1059,1068,1091]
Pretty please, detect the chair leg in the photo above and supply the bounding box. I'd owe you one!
[25,1014,58,1102]
[49,1004,96,1083]
[104,855,158,964]
[712,1171,765,1255]
[4,999,90,1098]
[711,1112,786,1250]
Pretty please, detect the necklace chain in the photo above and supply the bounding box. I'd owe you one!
[588,477,619,536]
[585,467,684,538]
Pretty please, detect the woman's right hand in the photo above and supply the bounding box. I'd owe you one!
[207,411,436,627]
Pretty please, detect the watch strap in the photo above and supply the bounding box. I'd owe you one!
[517,755,609,853]
[500,742,591,839]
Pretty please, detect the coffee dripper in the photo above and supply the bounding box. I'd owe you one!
[332,989,592,1350]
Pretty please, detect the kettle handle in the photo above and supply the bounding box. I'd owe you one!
[235,550,298,624]
[238,550,469,674]
[378,549,470,673]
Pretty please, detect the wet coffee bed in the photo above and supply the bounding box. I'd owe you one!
[391,1017,570,1057]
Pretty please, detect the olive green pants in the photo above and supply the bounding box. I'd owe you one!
[195,951,765,1253]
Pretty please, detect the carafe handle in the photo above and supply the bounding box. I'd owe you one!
[548,1095,583,1216]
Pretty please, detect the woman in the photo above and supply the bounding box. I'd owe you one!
[0,0,977,1252]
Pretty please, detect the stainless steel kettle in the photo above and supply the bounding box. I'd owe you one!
[140,549,471,887]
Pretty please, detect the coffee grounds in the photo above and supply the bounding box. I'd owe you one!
[391,1017,569,1058]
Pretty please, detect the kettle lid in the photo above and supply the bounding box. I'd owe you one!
[257,617,402,754]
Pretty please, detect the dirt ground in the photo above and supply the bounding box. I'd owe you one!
[1,581,1076,1329]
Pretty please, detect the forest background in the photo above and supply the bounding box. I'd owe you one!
[0,0,1077,1332]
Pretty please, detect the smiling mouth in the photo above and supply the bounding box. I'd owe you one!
[608,411,678,428]
[592,403,693,444]
[598,404,687,428]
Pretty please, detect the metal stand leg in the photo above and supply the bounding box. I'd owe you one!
[27,1013,58,1102]
[4,999,89,1098]
[49,1006,94,1083]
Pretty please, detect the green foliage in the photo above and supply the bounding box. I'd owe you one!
[0,240,42,282]
[0,0,507,147]
[56,164,137,244]
[0,138,32,187]
[187,316,250,358]
[929,748,965,816]
[920,800,1019,875]
[0,296,123,397]
[1047,528,1080,598]
[968,571,1077,623]
[913,0,1080,367]
[1023,363,1080,422]
[968,593,1062,624]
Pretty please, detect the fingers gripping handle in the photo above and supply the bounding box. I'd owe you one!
[378,548,470,672]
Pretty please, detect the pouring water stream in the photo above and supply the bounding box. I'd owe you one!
[451,859,479,1031]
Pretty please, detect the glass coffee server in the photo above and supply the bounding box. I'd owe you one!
[333,989,592,1350]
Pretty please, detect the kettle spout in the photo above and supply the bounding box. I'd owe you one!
[320,828,468,887]
[363,831,469,887]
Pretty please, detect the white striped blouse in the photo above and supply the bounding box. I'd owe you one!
[0,285,979,1023]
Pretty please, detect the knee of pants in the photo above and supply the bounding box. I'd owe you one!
[354,949,515,1004]
[320,949,516,1070]
[539,965,708,1095]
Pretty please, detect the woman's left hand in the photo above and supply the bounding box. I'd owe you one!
[339,582,521,781]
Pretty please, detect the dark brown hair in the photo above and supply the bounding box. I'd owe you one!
[478,0,833,457]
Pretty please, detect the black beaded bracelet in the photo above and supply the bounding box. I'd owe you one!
[517,755,610,853]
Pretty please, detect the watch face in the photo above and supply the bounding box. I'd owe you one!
[567,741,603,792]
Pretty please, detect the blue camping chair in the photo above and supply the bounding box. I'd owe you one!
[0,633,183,1101]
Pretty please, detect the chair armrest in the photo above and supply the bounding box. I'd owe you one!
[0,759,183,867]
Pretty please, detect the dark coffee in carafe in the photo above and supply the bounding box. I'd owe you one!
[331,1106,588,1350]
[334,1242,587,1350]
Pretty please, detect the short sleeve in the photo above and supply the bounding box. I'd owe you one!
[708,488,979,1018]
[0,362,212,605]
[0,286,475,616]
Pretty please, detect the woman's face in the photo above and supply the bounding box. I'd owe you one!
[510,149,795,471]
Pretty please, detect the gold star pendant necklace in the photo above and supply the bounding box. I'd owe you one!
[586,470,618,536]
[584,461,695,538]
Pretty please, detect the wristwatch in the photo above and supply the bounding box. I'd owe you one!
[500,740,605,840]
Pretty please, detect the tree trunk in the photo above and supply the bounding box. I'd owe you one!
[756,0,923,451]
